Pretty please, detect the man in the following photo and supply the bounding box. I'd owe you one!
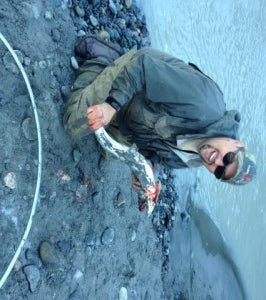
[64,36,256,187]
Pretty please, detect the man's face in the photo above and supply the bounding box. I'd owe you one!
[198,137,244,180]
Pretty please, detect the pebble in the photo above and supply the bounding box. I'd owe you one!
[23,56,31,66]
[109,0,117,15]
[101,227,115,245]
[75,5,85,17]
[3,172,16,189]
[14,259,22,271]
[73,148,82,163]
[86,246,92,257]
[39,240,58,265]
[39,60,47,69]
[77,30,86,37]
[89,14,99,27]
[98,30,110,42]
[125,0,132,9]
[119,287,128,300]
[71,56,79,70]
[51,28,61,42]
[131,230,136,242]
[3,50,23,74]
[23,265,40,292]
[60,85,70,100]
[44,11,53,19]
[25,249,42,268]
[73,269,83,281]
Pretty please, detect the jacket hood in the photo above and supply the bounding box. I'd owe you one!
[202,110,241,140]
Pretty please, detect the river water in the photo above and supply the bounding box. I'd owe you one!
[136,1,266,299]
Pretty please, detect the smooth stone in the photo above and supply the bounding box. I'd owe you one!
[77,30,86,37]
[131,230,136,242]
[125,0,132,9]
[89,14,99,27]
[39,240,58,265]
[73,148,82,163]
[44,11,53,19]
[101,227,115,245]
[75,5,85,17]
[23,265,40,292]
[25,249,42,268]
[98,30,110,42]
[51,28,61,42]
[73,269,83,281]
[60,85,70,100]
[3,50,23,74]
[116,18,126,29]
[119,287,128,300]
[3,172,16,189]
[21,117,37,141]
[71,56,79,70]
[109,0,117,14]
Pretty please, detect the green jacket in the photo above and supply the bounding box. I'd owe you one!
[64,48,240,168]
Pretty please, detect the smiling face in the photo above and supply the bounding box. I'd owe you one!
[197,137,244,179]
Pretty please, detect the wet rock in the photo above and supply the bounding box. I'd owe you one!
[75,5,85,17]
[119,287,128,300]
[51,28,61,42]
[14,259,22,271]
[75,185,87,202]
[71,56,79,70]
[101,227,115,245]
[3,172,16,189]
[3,50,23,74]
[23,265,40,292]
[89,14,99,27]
[39,241,58,266]
[109,0,117,15]
[25,249,42,268]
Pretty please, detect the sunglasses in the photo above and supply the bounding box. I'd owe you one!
[214,147,243,180]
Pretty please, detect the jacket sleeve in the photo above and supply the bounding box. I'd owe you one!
[108,48,225,120]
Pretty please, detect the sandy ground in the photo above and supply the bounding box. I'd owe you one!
[0,1,246,299]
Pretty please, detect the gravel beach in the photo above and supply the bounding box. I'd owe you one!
[0,1,176,299]
[0,1,247,299]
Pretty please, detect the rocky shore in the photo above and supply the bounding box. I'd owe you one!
[0,1,178,299]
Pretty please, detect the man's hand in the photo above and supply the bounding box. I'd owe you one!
[87,103,116,131]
